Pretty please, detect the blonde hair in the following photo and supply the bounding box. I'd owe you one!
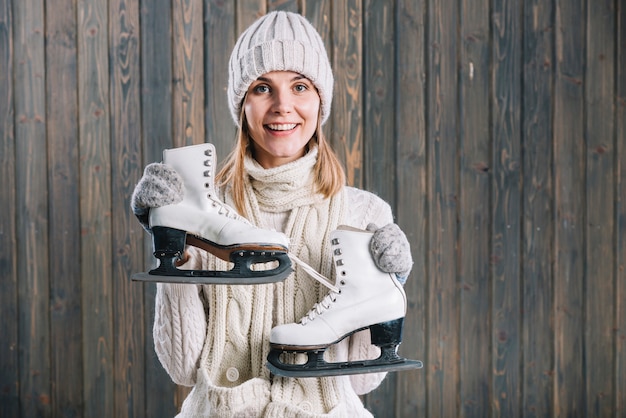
[216,105,346,217]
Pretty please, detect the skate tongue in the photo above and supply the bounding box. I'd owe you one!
[289,254,339,293]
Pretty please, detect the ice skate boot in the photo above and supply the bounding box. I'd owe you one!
[267,225,423,377]
[132,143,292,284]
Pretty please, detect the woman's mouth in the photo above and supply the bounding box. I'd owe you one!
[266,123,297,131]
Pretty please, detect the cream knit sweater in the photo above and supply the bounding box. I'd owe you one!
[153,149,395,417]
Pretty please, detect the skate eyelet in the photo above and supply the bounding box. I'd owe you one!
[340,280,346,286]
[204,170,211,177]
[204,160,211,166]
[331,238,339,245]
[336,259,344,266]
[204,149,213,156]
[334,249,342,255]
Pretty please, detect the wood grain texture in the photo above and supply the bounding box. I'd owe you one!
[490,0,522,416]
[585,1,616,416]
[13,0,51,416]
[329,0,363,188]
[205,0,236,158]
[45,0,83,415]
[395,1,427,416]
[236,0,266,34]
[109,0,145,416]
[363,0,395,203]
[522,1,555,415]
[553,1,585,416]
[0,0,18,415]
[426,0,461,416]
[172,0,204,147]
[302,0,331,61]
[617,3,626,414]
[458,1,491,416]
[268,0,298,13]
[78,0,114,415]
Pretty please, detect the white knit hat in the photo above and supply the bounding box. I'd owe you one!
[227,11,334,126]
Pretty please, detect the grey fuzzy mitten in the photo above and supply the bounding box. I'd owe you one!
[130,162,184,230]
[368,223,413,281]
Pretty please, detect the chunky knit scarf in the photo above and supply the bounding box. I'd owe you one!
[242,147,325,215]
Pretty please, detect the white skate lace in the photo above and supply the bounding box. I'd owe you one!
[288,254,340,325]
[206,194,254,224]
[300,291,339,325]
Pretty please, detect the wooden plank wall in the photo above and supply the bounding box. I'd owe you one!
[0,0,624,417]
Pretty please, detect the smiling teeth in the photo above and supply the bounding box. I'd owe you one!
[267,123,296,131]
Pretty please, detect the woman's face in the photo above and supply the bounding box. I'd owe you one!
[244,71,320,168]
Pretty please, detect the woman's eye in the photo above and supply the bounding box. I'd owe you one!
[254,85,270,94]
[294,84,308,92]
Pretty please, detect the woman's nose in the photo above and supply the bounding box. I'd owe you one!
[271,88,292,114]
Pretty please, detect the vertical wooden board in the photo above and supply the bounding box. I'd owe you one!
[235,0,266,35]
[522,0,554,415]
[490,0,522,416]
[553,0,585,416]
[395,1,428,416]
[362,1,397,415]
[0,1,18,416]
[363,0,395,202]
[45,0,83,415]
[458,0,491,416]
[172,0,204,147]
[78,0,114,415]
[617,2,626,414]
[585,0,616,416]
[109,0,145,416]
[140,0,180,416]
[267,0,298,13]
[329,0,363,188]
[140,0,173,162]
[13,0,51,415]
[205,0,236,159]
[426,0,460,416]
[302,0,331,62]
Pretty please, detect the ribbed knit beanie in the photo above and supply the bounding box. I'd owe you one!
[227,11,334,126]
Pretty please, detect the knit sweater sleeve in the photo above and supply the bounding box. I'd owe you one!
[153,248,208,387]
[343,187,395,394]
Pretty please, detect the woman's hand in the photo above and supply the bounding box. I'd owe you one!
[367,223,413,283]
[131,163,184,230]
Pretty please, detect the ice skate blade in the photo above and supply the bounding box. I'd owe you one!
[267,355,423,378]
[131,264,292,285]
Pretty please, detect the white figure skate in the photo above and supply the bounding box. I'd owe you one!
[132,143,292,284]
[267,225,423,377]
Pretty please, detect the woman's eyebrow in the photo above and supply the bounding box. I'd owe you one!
[255,74,307,83]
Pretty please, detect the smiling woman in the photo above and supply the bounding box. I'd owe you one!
[244,71,321,168]
[129,9,416,417]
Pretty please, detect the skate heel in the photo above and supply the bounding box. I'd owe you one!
[370,318,404,347]
[150,226,187,274]
[152,226,187,257]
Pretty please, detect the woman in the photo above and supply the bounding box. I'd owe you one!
[132,11,413,417]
